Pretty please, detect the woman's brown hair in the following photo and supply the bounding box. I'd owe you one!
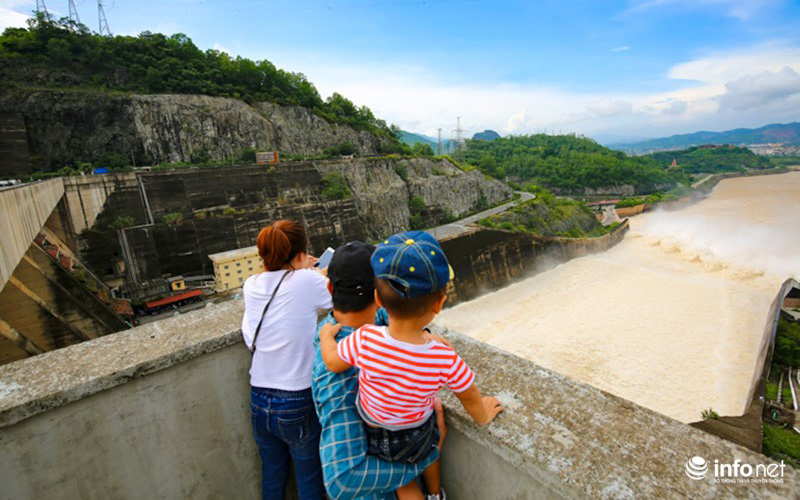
[256,220,308,271]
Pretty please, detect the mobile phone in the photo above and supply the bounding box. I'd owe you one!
[315,247,335,268]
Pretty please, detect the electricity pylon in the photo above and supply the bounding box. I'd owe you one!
[69,0,81,24]
[98,0,111,36]
[36,0,50,17]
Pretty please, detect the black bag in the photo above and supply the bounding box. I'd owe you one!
[248,270,290,353]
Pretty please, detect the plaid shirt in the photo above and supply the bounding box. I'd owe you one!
[312,310,437,500]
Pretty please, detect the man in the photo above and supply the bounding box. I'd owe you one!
[311,242,443,499]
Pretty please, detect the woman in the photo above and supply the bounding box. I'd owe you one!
[242,219,331,500]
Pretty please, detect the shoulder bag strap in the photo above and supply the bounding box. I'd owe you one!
[249,270,291,353]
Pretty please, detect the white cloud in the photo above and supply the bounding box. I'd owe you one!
[504,110,528,133]
[586,99,634,118]
[718,66,800,110]
[612,46,630,52]
[212,43,231,55]
[0,1,31,31]
[281,43,800,140]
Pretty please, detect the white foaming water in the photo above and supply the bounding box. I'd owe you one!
[437,172,800,423]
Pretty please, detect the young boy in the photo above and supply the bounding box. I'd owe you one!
[320,231,503,500]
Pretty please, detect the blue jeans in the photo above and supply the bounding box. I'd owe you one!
[250,387,325,500]
[365,413,440,464]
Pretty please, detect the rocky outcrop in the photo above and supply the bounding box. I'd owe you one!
[0,90,383,168]
[316,158,513,240]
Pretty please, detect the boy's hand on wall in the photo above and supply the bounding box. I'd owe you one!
[480,396,504,425]
[422,332,452,348]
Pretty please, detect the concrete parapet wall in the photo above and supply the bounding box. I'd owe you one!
[441,221,629,307]
[0,179,64,292]
[1,300,796,498]
[614,204,646,218]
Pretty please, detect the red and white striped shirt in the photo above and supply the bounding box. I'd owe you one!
[337,324,475,427]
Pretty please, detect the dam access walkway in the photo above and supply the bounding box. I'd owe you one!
[426,191,535,239]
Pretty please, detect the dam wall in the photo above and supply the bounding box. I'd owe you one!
[62,174,139,235]
[441,221,629,307]
[0,179,64,292]
[0,300,795,499]
[749,279,800,404]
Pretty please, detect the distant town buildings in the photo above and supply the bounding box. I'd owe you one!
[208,246,262,291]
[745,143,800,156]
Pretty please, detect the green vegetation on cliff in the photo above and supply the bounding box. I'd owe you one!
[0,15,393,138]
[478,188,612,237]
[773,318,800,368]
[645,145,771,173]
[462,134,680,194]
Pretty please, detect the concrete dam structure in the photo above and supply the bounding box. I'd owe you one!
[438,172,800,426]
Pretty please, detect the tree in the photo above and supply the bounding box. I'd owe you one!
[411,143,434,157]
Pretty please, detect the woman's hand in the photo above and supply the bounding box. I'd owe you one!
[303,254,319,269]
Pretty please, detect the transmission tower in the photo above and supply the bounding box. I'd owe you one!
[437,128,442,155]
[68,0,81,24]
[36,0,49,17]
[98,0,111,36]
[453,117,466,162]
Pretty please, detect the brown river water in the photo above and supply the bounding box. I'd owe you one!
[436,172,800,423]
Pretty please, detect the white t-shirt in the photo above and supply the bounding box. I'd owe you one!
[242,269,332,390]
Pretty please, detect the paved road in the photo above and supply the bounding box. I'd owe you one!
[426,191,535,240]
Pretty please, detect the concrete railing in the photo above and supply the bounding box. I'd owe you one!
[0,179,64,292]
[0,300,796,499]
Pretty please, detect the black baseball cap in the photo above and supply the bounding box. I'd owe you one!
[328,241,376,298]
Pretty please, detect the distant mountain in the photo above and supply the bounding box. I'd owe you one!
[612,122,800,153]
[398,130,438,148]
[472,130,501,141]
[398,130,459,154]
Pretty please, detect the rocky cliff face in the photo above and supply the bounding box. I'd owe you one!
[316,157,513,240]
[73,159,512,282]
[0,90,383,168]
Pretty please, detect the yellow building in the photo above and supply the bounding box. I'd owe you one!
[208,246,262,291]
[167,276,186,291]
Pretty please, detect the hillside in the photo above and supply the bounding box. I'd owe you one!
[646,145,771,174]
[463,134,680,195]
[0,15,404,171]
[613,122,800,153]
[479,190,609,238]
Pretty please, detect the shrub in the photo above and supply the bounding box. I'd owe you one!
[108,216,135,230]
[323,142,356,157]
[394,164,409,181]
[701,408,720,420]
[409,195,426,214]
[321,172,352,200]
[162,212,183,225]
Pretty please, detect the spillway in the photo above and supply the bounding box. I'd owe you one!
[436,172,800,423]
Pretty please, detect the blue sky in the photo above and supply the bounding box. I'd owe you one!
[2,0,799,142]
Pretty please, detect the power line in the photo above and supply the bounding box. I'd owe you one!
[98,0,111,36]
[69,0,81,24]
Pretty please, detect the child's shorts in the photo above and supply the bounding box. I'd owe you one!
[364,412,440,464]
